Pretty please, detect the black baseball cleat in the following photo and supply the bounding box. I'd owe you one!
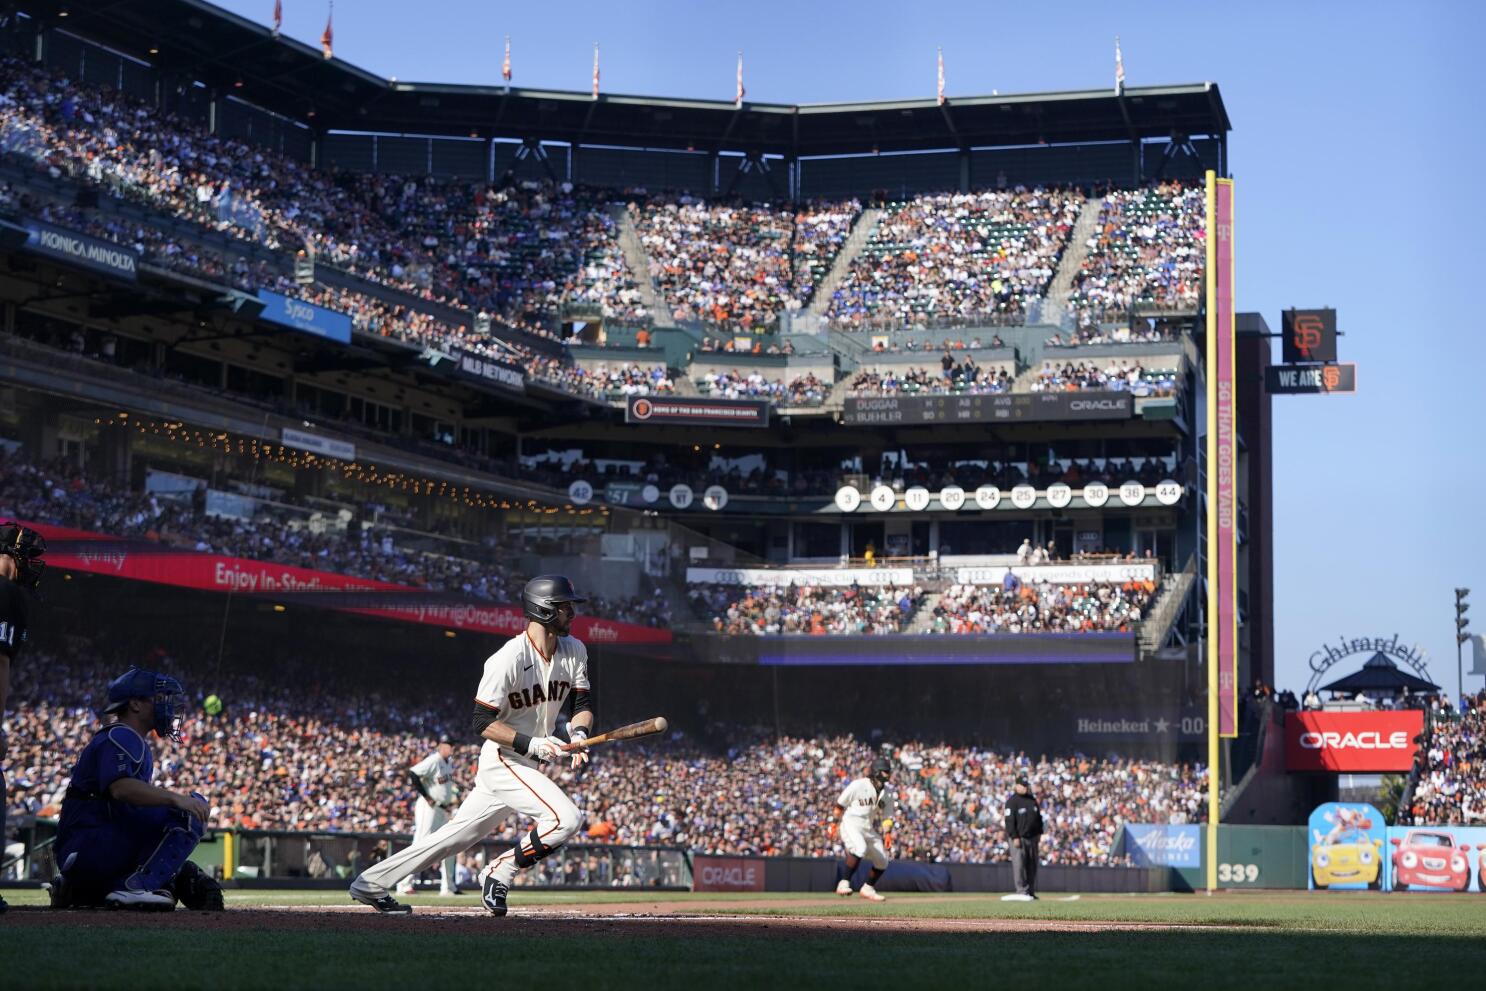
[349,880,413,915]
[482,875,509,916]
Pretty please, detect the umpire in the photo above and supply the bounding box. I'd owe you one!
[1003,776,1043,901]
[0,521,45,915]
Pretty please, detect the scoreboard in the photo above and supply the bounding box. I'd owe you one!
[842,391,1135,425]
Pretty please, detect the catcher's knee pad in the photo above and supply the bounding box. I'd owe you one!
[513,826,561,869]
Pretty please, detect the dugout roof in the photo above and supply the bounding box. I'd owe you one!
[29,0,1230,155]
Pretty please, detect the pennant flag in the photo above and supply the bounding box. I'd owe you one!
[735,51,745,107]
[502,36,512,82]
[272,0,282,38]
[321,1,333,60]
[937,47,945,106]
[1115,36,1126,94]
[592,42,600,99]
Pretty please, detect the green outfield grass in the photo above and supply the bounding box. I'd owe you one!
[3,889,1482,990]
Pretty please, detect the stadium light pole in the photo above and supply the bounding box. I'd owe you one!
[1456,588,1471,707]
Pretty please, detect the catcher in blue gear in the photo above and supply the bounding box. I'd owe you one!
[49,667,224,911]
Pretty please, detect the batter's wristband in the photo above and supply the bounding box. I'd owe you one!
[513,732,533,755]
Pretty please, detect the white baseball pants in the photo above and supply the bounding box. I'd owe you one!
[358,751,580,893]
[840,819,889,870]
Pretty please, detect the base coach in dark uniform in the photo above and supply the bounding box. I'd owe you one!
[1003,776,1043,901]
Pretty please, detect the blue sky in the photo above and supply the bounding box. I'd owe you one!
[218,0,1483,696]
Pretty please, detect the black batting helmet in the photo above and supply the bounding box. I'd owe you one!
[870,757,892,780]
[522,575,588,625]
[0,521,45,592]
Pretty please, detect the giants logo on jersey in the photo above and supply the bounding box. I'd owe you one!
[507,680,572,711]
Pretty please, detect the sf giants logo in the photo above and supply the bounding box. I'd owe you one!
[508,680,571,710]
[1322,366,1342,391]
[1292,313,1325,359]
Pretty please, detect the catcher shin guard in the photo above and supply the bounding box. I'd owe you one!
[124,804,205,894]
[512,826,558,868]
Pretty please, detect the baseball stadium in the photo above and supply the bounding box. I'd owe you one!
[0,2,1481,988]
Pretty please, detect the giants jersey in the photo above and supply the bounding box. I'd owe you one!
[474,631,589,771]
[838,777,895,831]
[410,751,457,806]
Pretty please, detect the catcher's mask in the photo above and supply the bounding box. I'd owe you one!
[103,667,187,742]
[0,520,45,591]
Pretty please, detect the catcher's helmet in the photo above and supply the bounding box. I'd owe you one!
[0,520,45,591]
[102,667,187,742]
[521,575,588,625]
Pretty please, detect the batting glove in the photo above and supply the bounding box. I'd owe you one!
[525,735,566,763]
[567,727,591,769]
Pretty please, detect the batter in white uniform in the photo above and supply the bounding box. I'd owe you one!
[834,757,895,902]
[349,575,594,916]
[396,736,460,896]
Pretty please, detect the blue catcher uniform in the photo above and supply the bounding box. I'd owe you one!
[54,668,205,908]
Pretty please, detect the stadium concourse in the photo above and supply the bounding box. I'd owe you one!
[5,648,1206,870]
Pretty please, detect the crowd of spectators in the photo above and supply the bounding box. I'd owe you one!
[689,583,924,636]
[1401,692,1486,826]
[1045,319,1183,348]
[848,358,1011,397]
[827,187,1081,329]
[636,196,798,329]
[693,370,829,406]
[0,55,651,334]
[0,451,671,628]
[930,578,1156,634]
[5,650,1205,867]
[1031,360,1180,397]
[1068,182,1206,321]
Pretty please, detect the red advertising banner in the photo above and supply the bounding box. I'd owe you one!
[24,521,671,645]
[1286,711,1424,772]
[1206,174,1239,738]
[691,855,765,893]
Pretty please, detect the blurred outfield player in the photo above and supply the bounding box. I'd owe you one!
[49,667,223,910]
[349,575,594,916]
[834,756,895,902]
[396,735,461,896]
[0,520,45,915]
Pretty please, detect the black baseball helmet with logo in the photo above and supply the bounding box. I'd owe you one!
[521,575,588,624]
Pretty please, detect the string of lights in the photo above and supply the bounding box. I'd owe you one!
[93,412,606,519]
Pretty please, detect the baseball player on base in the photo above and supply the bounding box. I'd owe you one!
[349,575,593,916]
[834,756,895,902]
[396,735,461,896]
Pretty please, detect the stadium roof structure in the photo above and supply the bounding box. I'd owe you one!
[31,0,1230,156]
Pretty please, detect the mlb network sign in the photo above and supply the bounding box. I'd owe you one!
[1285,711,1423,772]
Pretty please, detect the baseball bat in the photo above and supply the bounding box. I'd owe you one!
[565,716,668,749]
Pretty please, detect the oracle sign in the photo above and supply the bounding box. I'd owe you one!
[692,855,765,892]
[1285,711,1423,772]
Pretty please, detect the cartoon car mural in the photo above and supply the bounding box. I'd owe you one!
[1311,827,1382,889]
[1390,830,1471,891]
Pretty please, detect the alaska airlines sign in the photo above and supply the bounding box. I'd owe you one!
[1306,634,1431,693]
